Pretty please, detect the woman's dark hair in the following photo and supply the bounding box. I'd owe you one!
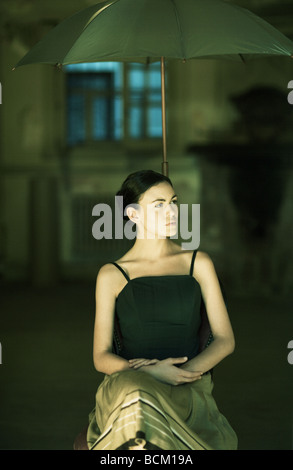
[116,169,173,221]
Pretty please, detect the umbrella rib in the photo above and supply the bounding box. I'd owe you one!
[171,0,186,60]
[239,54,246,64]
[83,0,118,32]
[60,1,120,64]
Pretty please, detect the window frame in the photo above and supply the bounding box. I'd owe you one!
[65,61,164,151]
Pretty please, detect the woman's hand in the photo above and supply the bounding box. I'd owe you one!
[129,358,159,369]
[130,357,203,386]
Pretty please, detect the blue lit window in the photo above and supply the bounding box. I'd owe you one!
[65,62,163,146]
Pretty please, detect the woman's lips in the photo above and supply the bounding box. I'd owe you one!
[165,221,177,226]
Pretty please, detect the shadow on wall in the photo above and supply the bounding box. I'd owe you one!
[188,86,293,297]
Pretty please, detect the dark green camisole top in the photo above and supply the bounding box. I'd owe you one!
[111,249,202,361]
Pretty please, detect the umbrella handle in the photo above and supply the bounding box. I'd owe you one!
[161,57,168,177]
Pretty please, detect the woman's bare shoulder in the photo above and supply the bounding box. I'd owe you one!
[96,262,123,296]
[192,250,217,284]
[181,248,212,264]
[97,262,118,277]
[195,250,213,263]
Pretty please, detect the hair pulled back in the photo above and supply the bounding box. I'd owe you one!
[116,169,173,221]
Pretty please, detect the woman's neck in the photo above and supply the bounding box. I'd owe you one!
[128,238,181,261]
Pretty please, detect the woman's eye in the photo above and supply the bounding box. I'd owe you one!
[154,200,178,208]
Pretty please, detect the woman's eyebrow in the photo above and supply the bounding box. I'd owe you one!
[151,194,177,203]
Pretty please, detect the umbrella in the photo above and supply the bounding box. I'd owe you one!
[14,0,293,176]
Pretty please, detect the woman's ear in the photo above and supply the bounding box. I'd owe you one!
[125,205,140,223]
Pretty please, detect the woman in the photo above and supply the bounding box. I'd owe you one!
[87,169,237,450]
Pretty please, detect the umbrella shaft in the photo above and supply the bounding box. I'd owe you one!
[161,57,168,177]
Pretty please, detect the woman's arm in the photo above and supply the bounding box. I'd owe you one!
[93,264,130,375]
[180,251,235,374]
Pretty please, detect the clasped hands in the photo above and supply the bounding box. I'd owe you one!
[128,357,203,386]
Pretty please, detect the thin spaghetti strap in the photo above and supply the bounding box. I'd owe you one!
[111,262,130,282]
[189,249,198,276]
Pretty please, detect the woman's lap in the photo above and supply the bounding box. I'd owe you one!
[87,369,237,450]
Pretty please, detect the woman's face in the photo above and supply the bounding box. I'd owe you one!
[127,182,178,239]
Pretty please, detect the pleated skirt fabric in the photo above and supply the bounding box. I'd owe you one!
[87,369,237,451]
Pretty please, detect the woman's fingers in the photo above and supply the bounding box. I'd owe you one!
[182,371,203,381]
[177,369,203,384]
[168,357,189,365]
[129,358,158,369]
[165,358,203,383]
[128,357,203,384]
[129,359,141,368]
[128,358,142,364]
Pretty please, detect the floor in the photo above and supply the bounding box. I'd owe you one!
[0,280,292,450]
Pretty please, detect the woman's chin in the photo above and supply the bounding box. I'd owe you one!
[159,224,178,238]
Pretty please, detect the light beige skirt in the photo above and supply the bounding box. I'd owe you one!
[87,369,237,451]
